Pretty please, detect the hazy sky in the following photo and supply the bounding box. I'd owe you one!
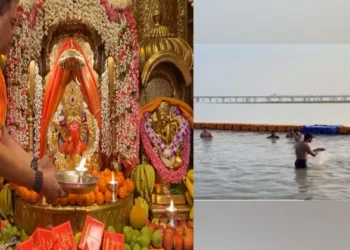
[194,45,350,96]
[195,0,350,44]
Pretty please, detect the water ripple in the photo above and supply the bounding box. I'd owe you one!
[194,130,350,200]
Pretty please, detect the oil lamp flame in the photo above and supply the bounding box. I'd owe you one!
[110,172,116,184]
[77,157,87,171]
[168,200,175,212]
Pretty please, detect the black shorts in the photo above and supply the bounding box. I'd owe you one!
[295,159,308,169]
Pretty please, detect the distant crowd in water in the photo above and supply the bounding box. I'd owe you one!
[200,127,325,170]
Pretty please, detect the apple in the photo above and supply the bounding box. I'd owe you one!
[149,223,157,233]
[152,218,159,225]
[157,225,164,233]
[162,231,174,250]
[174,227,184,237]
[164,227,174,236]
[159,223,167,230]
[187,220,193,228]
[178,220,187,227]
[146,219,151,226]
[173,234,184,250]
[184,227,193,237]
[159,218,166,224]
[183,234,194,250]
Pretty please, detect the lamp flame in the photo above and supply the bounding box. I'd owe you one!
[77,157,87,171]
[111,172,116,183]
[168,200,175,212]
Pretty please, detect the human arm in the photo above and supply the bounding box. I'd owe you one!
[1,127,32,167]
[0,141,35,188]
[0,127,65,202]
[306,144,318,157]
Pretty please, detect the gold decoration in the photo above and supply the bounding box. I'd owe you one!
[150,203,190,220]
[150,101,181,145]
[58,48,85,70]
[47,80,100,170]
[139,2,193,87]
[14,194,133,235]
[132,0,184,41]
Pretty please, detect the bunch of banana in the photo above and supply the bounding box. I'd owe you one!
[131,163,155,202]
[136,197,149,218]
[0,184,13,221]
[183,169,194,220]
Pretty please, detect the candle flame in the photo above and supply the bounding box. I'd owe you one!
[169,200,174,211]
[77,157,87,170]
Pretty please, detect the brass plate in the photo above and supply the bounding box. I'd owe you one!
[14,194,133,235]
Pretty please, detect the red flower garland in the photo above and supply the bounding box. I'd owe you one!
[140,115,190,184]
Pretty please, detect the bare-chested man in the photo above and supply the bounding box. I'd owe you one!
[294,133,319,169]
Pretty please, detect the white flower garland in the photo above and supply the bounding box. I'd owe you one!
[100,61,112,156]
[7,0,139,166]
[33,62,43,157]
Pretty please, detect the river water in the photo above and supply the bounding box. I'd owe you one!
[194,129,350,200]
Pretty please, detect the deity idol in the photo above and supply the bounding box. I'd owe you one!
[48,79,100,171]
[140,97,193,184]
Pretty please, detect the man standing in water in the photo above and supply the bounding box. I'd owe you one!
[200,128,212,138]
[294,133,319,169]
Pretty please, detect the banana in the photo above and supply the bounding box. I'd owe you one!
[6,185,12,217]
[146,164,155,194]
[143,164,152,200]
[0,184,12,220]
[189,206,194,220]
[185,192,193,206]
[133,165,141,194]
[184,177,194,199]
[187,169,194,182]
[137,197,149,218]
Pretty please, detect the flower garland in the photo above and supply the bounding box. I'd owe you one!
[100,61,112,156]
[140,113,191,184]
[33,62,43,157]
[144,111,190,159]
[6,0,139,168]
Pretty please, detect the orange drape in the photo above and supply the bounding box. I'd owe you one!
[39,39,102,157]
[0,70,7,127]
[138,97,193,128]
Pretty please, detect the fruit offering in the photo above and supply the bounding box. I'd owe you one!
[124,218,194,250]
[0,184,16,221]
[183,169,194,220]
[131,163,155,202]
[15,169,135,207]
[0,221,29,248]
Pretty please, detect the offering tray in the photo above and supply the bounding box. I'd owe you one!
[14,194,133,235]
[56,170,98,195]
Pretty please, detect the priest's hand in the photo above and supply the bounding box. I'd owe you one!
[38,150,67,203]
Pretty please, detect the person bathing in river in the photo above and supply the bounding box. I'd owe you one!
[200,128,212,138]
[294,133,324,169]
[267,131,279,139]
[292,129,303,143]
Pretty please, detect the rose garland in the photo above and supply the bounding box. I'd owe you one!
[6,0,139,168]
[140,113,191,184]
